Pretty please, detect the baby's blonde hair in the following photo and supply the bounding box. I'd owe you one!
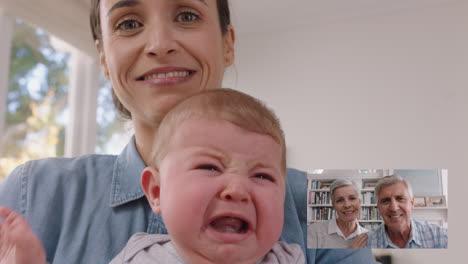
[151,88,287,177]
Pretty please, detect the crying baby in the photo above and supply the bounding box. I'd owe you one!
[110,89,304,264]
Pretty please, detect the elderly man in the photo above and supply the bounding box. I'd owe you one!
[366,175,448,248]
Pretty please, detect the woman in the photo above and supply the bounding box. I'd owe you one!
[0,0,375,263]
[308,179,369,248]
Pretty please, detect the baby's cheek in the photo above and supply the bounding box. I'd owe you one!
[251,197,284,260]
[258,191,285,235]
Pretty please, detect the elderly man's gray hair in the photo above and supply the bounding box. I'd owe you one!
[329,179,361,205]
[375,174,414,202]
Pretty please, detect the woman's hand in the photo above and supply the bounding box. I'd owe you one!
[348,233,368,248]
[0,207,46,264]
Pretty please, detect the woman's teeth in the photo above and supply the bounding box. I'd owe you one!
[144,71,189,80]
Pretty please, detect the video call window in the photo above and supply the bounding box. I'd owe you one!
[307,169,448,249]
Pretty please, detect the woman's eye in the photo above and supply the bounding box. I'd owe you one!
[176,11,200,23]
[116,19,142,31]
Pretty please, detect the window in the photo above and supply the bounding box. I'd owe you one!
[0,19,70,181]
[95,77,133,155]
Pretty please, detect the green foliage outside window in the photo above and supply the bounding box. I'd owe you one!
[0,20,130,182]
[0,20,69,180]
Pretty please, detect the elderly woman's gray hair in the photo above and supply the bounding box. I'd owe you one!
[375,174,414,202]
[329,179,361,205]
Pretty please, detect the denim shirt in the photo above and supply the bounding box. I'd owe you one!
[0,137,374,264]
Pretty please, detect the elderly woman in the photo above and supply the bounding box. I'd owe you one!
[0,0,376,263]
[308,179,369,248]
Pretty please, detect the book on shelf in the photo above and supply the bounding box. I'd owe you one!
[319,182,332,189]
[361,191,376,204]
[360,207,382,221]
[308,207,335,221]
[309,191,331,205]
[309,180,333,190]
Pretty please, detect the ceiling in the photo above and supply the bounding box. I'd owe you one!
[0,0,462,56]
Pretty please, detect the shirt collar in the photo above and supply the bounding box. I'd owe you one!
[110,136,147,207]
[328,218,368,240]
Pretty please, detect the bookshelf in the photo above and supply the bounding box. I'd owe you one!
[307,176,383,231]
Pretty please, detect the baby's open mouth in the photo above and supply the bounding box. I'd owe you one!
[210,216,249,234]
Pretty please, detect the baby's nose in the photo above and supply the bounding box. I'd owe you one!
[219,180,250,203]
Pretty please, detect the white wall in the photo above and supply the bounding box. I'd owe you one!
[225,1,467,263]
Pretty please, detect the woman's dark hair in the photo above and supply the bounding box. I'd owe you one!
[90,0,231,119]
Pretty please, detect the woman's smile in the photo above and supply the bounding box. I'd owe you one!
[136,66,196,86]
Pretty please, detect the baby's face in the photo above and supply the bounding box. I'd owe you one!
[158,118,285,263]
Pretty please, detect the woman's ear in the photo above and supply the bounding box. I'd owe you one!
[95,40,110,79]
[223,25,235,67]
[141,167,162,214]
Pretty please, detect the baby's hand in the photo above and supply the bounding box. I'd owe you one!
[0,207,46,264]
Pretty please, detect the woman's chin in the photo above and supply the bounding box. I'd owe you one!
[339,214,358,223]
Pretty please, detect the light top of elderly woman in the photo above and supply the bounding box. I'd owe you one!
[0,0,375,263]
[308,179,369,248]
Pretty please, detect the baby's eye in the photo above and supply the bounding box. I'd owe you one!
[176,11,200,23]
[196,164,219,171]
[254,173,275,182]
[116,18,142,31]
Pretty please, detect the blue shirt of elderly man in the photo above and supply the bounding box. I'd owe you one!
[366,175,448,248]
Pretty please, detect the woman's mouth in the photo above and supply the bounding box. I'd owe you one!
[137,70,195,81]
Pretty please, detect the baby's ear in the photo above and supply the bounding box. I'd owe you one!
[141,167,161,214]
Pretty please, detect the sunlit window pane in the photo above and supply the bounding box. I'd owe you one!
[95,76,133,155]
[0,20,70,181]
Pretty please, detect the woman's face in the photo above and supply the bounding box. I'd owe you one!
[97,0,234,125]
[333,185,361,223]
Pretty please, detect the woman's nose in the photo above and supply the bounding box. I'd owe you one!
[219,180,250,203]
[343,200,350,208]
[145,23,177,57]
